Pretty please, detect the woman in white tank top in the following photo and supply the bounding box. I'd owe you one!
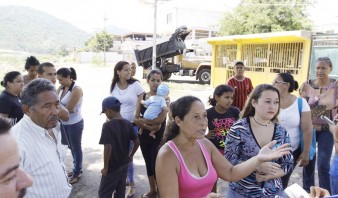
[57,67,84,184]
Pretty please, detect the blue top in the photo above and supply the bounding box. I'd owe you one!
[143,95,167,120]
[224,117,294,197]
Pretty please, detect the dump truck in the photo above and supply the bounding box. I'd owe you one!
[134,26,212,83]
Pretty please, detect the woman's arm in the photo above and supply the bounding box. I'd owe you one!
[65,87,83,113]
[299,111,313,166]
[142,107,169,125]
[134,93,144,119]
[156,145,179,198]
[58,105,69,121]
[206,139,291,182]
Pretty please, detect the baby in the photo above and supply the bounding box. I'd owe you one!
[140,83,170,138]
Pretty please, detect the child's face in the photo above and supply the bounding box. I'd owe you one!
[104,109,114,120]
[215,92,234,109]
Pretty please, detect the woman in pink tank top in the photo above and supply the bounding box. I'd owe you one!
[156,96,292,198]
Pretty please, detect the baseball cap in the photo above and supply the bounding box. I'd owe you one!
[157,84,170,96]
[100,96,121,114]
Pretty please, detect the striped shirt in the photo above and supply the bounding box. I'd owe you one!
[227,77,253,110]
[11,115,72,198]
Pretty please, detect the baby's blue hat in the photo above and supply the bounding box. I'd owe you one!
[157,84,170,96]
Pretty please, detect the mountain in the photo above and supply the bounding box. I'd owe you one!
[0,6,91,53]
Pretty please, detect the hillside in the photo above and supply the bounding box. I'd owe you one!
[0,6,90,53]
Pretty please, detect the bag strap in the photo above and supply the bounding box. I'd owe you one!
[297,97,302,119]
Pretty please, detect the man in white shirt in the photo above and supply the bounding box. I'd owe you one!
[37,62,70,147]
[0,117,33,198]
[11,78,72,198]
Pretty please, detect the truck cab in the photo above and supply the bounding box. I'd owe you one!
[177,48,212,83]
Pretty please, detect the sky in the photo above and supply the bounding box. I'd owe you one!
[0,0,337,33]
[0,0,238,33]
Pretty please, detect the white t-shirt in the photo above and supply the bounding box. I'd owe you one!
[111,81,144,122]
[278,97,311,151]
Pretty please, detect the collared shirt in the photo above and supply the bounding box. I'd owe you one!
[11,115,72,198]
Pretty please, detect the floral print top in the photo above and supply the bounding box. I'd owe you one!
[300,79,338,131]
[224,117,294,198]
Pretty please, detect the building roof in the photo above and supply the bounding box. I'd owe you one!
[207,30,312,45]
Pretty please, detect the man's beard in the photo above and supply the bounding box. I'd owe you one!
[18,188,26,198]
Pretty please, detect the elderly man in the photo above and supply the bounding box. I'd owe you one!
[11,78,72,198]
[0,117,33,198]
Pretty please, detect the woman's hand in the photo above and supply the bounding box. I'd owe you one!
[257,140,291,162]
[257,162,281,175]
[298,151,309,167]
[309,186,330,198]
[255,172,272,182]
[205,130,215,139]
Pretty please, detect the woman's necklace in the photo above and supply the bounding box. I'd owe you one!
[253,116,271,127]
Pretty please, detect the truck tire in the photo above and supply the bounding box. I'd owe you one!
[163,72,172,81]
[197,68,210,84]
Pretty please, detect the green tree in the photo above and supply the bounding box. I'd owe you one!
[85,31,114,52]
[219,0,313,36]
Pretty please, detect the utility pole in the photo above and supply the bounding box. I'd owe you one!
[152,0,158,69]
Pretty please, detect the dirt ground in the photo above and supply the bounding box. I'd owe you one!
[66,64,323,198]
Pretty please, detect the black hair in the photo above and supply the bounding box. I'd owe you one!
[278,73,299,93]
[317,57,332,68]
[208,84,234,106]
[1,71,21,87]
[234,61,244,66]
[241,84,280,122]
[21,78,56,107]
[164,96,201,142]
[38,62,55,74]
[109,61,139,92]
[24,56,40,70]
[56,67,77,80]
[146,69,163,81]
[0,117,11,135]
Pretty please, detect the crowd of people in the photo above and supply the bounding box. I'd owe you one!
[0,56,337,198]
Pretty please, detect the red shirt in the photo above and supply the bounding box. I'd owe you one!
[227,77,253,110]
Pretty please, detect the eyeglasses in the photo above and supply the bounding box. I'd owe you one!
[273,80,286,85]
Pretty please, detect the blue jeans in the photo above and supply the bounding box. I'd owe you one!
[330,154,338,195]
[127,125,138,183]
[303,130,334,193]
[64,119,84,175]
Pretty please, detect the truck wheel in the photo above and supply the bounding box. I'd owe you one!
[198,69,210,84]
[163,72,172,81]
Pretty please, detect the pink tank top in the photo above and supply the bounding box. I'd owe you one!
[167,140,217,198]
